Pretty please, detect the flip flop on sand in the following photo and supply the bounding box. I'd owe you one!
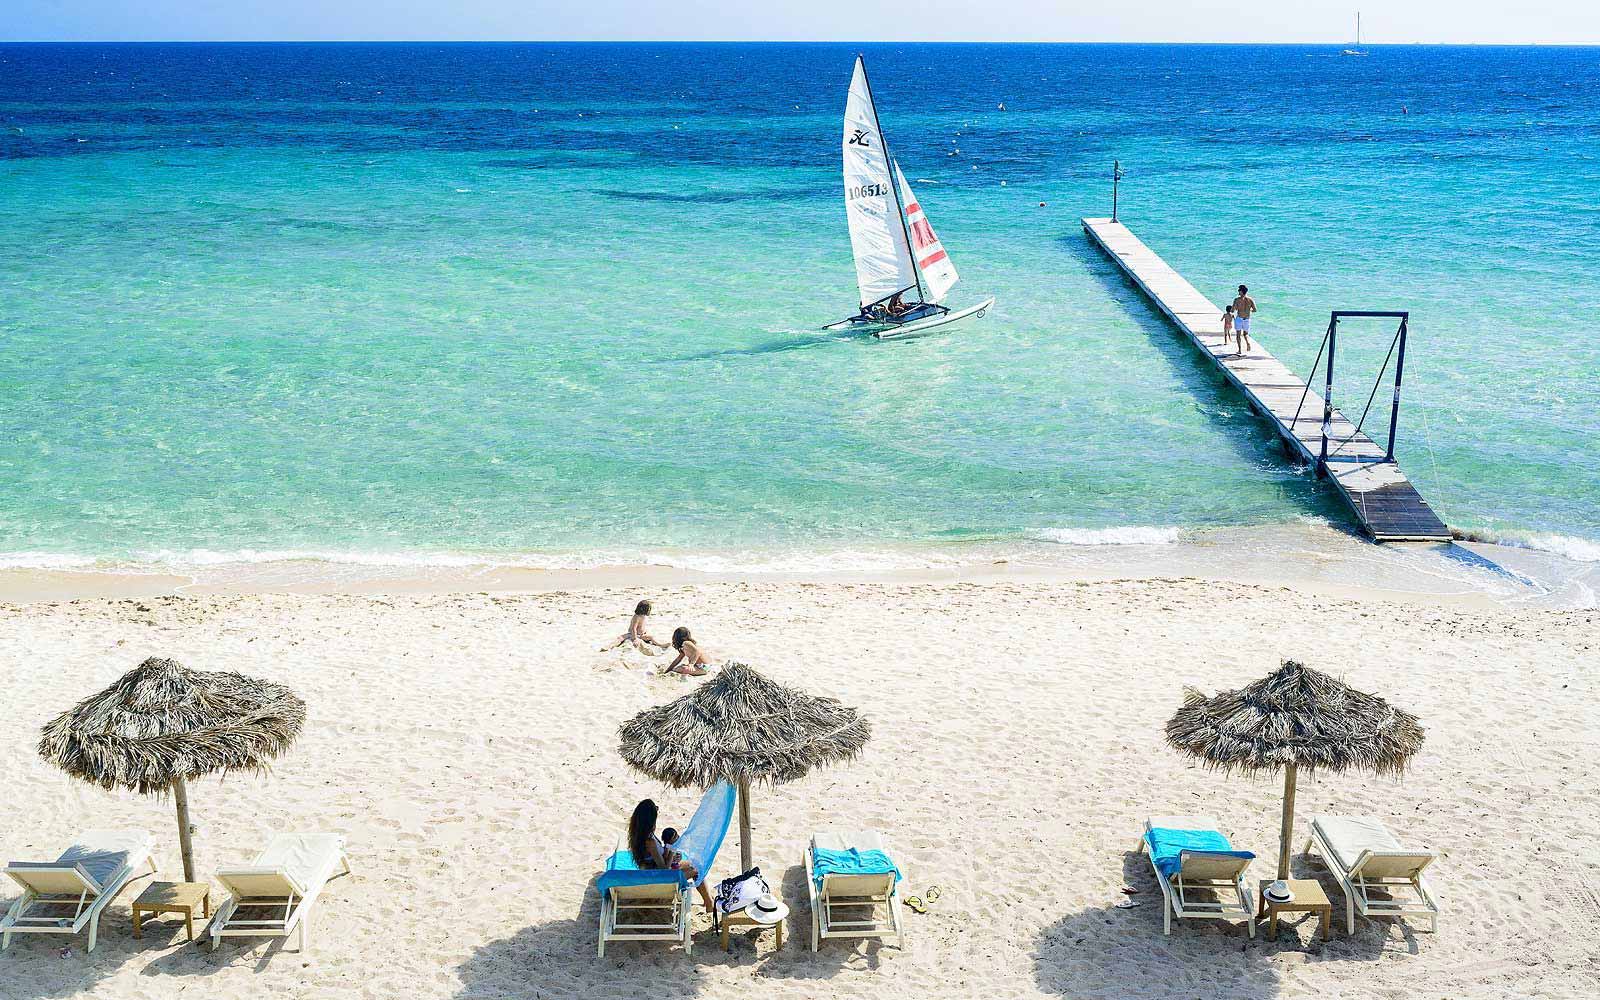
[904,896,928,915]
[925,885,942,904]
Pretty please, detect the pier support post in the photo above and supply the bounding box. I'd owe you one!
[1386,315,1409,462]
[1318,317,1338,477]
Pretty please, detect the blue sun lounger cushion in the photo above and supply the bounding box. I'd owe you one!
[1144,827,1254,879]
[810,847,902,889]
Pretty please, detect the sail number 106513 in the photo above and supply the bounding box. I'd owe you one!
[848,183,889,200]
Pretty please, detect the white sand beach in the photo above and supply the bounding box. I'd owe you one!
[2,575,1597,999]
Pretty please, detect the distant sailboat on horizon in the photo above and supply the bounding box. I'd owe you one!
[1342,12,1368,56]
[825,54,993,341]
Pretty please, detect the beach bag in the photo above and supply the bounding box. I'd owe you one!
[715,867,770,915]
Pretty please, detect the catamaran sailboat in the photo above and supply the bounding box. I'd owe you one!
[1342,12,1368,56]
[826,55,993,341]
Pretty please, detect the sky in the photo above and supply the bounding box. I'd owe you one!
[2,1,1597,44]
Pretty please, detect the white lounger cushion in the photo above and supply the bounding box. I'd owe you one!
[218,833,344,897]
[811,830,886,854]
[1311,815,1403,871]
[7,829,154,893]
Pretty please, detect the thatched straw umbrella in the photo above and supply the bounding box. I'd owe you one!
[1166,660,1423,879]
[618,662,870,871]
[39,656,305,882]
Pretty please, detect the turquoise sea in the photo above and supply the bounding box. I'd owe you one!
[1,43,1597,579]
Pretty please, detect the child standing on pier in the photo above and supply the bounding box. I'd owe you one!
[1221,305,1236,351]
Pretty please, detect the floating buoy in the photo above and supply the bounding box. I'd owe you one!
[997,102,1006,110]
[1038,201,1047,207]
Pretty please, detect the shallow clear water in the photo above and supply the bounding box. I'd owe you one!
[1,42,1597,567]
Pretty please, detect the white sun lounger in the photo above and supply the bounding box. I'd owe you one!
[207,832,350,953]
[805,830,904,951]
[597,835,692,956]
[2,828,157,953]
[1140,816,1256,937]
[1305,814,1438,933]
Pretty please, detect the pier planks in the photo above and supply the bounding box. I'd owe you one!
[1082,217,1450,543]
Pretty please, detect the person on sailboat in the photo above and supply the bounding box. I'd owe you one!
[886,291,910,318]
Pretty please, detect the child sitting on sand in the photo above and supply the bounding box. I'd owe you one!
[663,626,712,676]
[601,600,668,654]
[1222,305,1236,351]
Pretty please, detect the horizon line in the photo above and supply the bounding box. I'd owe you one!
[3,39,1600,47]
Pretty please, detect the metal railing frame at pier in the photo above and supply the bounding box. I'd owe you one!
[1294,310,1411,477]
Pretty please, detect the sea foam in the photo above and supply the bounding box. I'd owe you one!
[1034,526,1183,546]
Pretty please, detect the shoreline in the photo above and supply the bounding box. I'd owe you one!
[2,522,1594,608]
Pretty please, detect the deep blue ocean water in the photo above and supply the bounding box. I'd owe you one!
[1,42,1597,569]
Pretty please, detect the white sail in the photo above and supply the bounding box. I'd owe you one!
[843,56,918,308]
[894,162,959,304]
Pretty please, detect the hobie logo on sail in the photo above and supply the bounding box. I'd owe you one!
[848,129,870,146]
[848,183,888,200]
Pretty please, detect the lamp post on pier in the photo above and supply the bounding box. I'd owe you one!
[1111,160,1125,222]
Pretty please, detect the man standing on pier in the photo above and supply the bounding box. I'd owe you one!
[1231,284,1257,352]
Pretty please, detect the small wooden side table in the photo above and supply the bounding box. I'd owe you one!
[1256,879,1332,941]
[718,909,785,952]
[132,881,211,942]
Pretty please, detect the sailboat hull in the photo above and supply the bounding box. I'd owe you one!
[871,297,995,341]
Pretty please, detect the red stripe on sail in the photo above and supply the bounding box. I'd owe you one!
[918,250,948,268]
[904,201,920,214]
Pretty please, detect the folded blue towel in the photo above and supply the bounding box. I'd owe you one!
[1144,827,1254,879]
[595,848,687,897]
[812,847,901,888]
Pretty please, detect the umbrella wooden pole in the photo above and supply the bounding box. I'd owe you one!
[737,777,754,872]
[173,776,196,883]
[1277,763,1297,880]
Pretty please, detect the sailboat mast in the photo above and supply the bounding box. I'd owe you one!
[1356,11,1361,46]
[857,55,924,304]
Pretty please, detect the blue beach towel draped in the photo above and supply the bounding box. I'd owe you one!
[811,847,902,888]
[596,780,735,896]
[1144,827,1254,879]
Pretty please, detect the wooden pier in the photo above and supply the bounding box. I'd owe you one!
[1082,217,1450,543]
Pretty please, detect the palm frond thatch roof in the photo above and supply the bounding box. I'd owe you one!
[1165,659,1423,777]
[618,662,870,788]
[39,656,306,795]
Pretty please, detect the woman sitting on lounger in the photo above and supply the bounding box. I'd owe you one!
[629,798,715,911]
